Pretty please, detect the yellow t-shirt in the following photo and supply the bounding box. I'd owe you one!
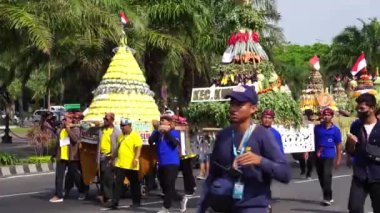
[115,130,143,170]
[60,129,69,160]
[100,128,113,156]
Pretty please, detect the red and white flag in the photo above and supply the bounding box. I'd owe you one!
[119,11,128,24]
[351,53,367,76]
[309,55,320,71]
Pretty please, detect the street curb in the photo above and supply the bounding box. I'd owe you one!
[0,162,55,177]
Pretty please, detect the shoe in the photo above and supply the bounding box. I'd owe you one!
[180,196,188,212]
[157,207,170,213]
[78,193,86,201]
[196,175,205,180]
[49,196,64,203]
[102,200,113,207]
[321,199,333,206]
[105,202,118,210]
[185,192,195,197]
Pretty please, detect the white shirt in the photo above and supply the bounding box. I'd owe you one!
[364,123,376,139]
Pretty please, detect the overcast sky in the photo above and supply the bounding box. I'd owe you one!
[277,0,380,45]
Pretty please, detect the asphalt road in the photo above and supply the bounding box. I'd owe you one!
[0,162,374,213]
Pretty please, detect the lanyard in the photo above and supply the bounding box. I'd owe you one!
[232,124,254,157]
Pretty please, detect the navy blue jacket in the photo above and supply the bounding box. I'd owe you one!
[350,120,380,182]
[198,124,291,211]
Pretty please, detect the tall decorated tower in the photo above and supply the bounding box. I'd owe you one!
[83,40,160,141]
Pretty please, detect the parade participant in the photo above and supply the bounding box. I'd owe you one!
[177,128,197,197]
[40,111,57,138]
[174,107,197,196]
[108,118,142,209]
[314,108,342,206]
[346,94,380,213]
[260,108,284,154]
[149,115,188,213]
[63,112,89,200]
[198,85,290,213]
[197,133,211,180]
[97,112,121,205]
[49,114,84,203]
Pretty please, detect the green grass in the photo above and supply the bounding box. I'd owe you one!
[10,127,31,134]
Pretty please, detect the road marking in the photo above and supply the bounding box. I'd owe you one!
[294,174,351,183]
[0,190,49,198]
[0,172,55,180]
[100,195,200,211]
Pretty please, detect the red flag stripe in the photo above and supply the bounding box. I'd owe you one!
[119,11,128,24]
[351,53,367,76]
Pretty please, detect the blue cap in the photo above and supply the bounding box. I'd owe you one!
[225,85,258,105]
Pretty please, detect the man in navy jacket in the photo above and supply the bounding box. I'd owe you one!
[198,85,291,213]
[346,94,380,213]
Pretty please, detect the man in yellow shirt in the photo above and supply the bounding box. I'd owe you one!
[50,113,83,203]
[109,118,142,210]
[98,112,121,205]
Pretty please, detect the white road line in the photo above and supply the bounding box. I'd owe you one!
[0,172,55,180]
[0,190,49,198]
[294,174,351,184]
[100,195,200,210]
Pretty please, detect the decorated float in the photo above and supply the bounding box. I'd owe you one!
[300,55,338,118]
[349,53,377,99]
[79,38,161,185]
[186,30,314,154]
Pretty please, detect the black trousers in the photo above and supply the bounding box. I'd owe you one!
[316,157,334,200]
[64,163,89,194]
[55,160,83,198]
[145,163,158,192]
[348,177,380,213]
[180,158,196,195]
[100,158,114,200]
[158,165,182,209]
[112,167,141,206]
[299,152,314,176]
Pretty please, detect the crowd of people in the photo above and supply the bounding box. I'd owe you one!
[41,86,380,213]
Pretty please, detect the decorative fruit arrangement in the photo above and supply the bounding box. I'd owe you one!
[188,29,302,128]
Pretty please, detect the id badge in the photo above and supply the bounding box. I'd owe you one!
[232,181,244,200]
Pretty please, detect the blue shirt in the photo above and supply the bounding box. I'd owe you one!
[270,127,284,154]
[314,123,342,158]
[155,129,180,166]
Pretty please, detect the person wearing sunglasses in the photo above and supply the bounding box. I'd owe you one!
[108,118,143,209]
[97,112,121,206]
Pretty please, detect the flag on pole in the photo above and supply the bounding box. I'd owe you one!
[351,53,367,76]
[119,11,128,24]
[309,55,320,71]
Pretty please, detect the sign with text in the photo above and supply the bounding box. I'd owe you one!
[273,124,315,154]
[192,125,315,154]
[191,86,236,102]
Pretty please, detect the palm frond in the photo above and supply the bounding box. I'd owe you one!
[0,3,53,53]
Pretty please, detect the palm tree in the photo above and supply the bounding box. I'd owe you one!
[0,0,128,107]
